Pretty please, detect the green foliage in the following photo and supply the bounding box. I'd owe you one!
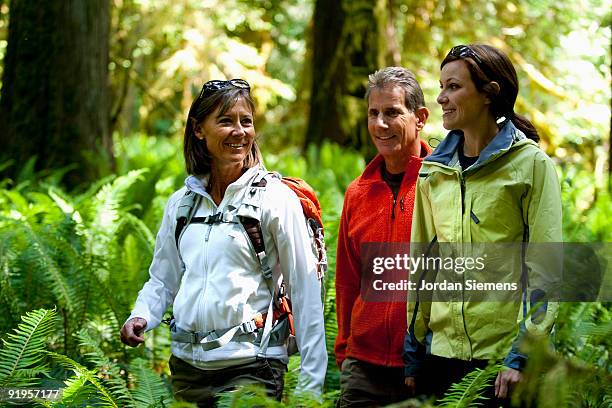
[49,351,121,408]
[515,323,612,408]
[0,308,55,387]
[0,307,174,407]
[553,303,611,372]
[560,167,612,242]
[217,384,284,407]
[435,364,501,408]
[108,0,312,143]
[76,328,138,407]
[129,358,173,407]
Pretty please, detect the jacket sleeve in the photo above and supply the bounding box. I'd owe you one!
[334,187,360,368]
[504,151,562,370]
[127,191,184,330]
[269,183,327,396]
[404,175,436,377]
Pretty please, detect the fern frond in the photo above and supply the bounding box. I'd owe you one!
[584,320,612,340]
[90,169,147,230]
[47,351,120,408]
[59,375,99,407]
[73,174,117,207]
[436,364,500,408]
[129,357,173,407]
[281,355,301,402]
[120,212,156,249]
[18,223,78,313]
[76,329,138,407]
[0,308,56,387]
[0,237,23,325]
[48,188,84,226]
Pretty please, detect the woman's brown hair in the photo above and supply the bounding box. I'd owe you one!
[183,85,262,176]
[441,44,539,142]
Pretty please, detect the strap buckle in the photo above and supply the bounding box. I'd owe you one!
[205,212,223,224]
[278,282,287,297]
[240,320,258,334]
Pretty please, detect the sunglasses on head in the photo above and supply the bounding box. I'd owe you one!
[447,44,497,80]
[448,45,484,65]
[197,78,250,99]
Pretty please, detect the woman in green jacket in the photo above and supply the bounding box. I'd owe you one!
[403,44,562,404]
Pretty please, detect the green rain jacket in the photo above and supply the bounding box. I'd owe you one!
[404,120,562,376]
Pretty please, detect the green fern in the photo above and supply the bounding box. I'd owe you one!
[89,169,147,234]
[76,328,139,407]
[4,214,78,315]
[48,351,120,408]
[519,327,612,408]
[0,238,22,325]
[436,364,501,408]
[57,375,99,407]
[129,357,174,407]
[0,308,56,387]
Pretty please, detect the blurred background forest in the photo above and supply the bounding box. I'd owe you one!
[0,0,610,407]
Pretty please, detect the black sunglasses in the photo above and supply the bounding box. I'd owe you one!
[447,44,497,80]
[197,78,250,99]
[448,45,484,65]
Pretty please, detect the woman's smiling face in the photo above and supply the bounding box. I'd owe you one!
[437,60,491,131]
[195,97,255,167]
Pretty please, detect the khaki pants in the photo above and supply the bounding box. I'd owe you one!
[338,357,411,407]
[169,355,286,407]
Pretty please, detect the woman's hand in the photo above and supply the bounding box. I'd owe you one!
[120,317,147,347]
[404,376,416,395]
[495,367,522,398]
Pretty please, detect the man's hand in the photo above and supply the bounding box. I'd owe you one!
[404,376,416,395]
[495,367,522,398]
[120,317,147,347]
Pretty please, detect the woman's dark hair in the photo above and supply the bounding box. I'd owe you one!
[183,85,262,176]
[441,44,539,142]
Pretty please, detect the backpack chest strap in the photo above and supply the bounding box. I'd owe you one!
[190,211,239,225]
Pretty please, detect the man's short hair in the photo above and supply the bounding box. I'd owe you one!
[366,67,425,112]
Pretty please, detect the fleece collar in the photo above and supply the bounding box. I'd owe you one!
[358,139,431,185]
[425,120,527,170]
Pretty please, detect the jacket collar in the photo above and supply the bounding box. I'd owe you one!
[358,139,431,185]
[184,165,263,195]
[425,120,527,169]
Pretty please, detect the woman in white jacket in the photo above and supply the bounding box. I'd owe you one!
[120,79,327,406]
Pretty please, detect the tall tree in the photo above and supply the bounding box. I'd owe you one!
[305,0,390,154]
[0,0,112,187]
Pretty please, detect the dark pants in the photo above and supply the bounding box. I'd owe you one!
[169,355,286,408]
[418,355,511,408]
[338,357,411,408]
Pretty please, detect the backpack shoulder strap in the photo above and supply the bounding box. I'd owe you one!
[239,172,275,285]
[175,190,202,248]
[239,170,288,296]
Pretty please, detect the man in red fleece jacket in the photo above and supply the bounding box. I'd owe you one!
[335,67,430,407]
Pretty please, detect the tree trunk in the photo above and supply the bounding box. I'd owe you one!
[305,0,389,155]
[0,0,112,188]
